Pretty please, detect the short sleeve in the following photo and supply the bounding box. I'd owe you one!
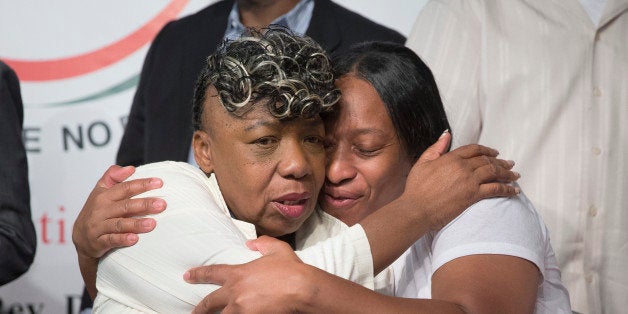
[431,193,548,280]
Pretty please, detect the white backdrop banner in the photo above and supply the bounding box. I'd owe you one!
[0,1,424,312]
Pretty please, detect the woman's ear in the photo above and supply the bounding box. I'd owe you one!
[193,130,214,175]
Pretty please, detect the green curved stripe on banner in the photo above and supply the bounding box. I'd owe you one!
[26,74,139,108]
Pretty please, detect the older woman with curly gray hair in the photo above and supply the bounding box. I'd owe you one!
[91,27,357,313]
[192,27,339,125]
[73,27,519,313]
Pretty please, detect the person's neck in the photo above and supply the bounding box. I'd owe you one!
[237,0,301,28]
[277,232,296,249]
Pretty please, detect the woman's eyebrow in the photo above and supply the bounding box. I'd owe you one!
[245,118,324,132]
[243,120,278,132]
[302,119,324,128]
[351,128,387,137]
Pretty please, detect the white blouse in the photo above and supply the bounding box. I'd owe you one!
[94,161,374,313]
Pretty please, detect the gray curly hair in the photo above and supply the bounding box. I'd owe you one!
[192,27,340,130]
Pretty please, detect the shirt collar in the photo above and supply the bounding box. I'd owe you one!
[225,0,314,40]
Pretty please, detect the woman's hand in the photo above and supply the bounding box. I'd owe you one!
[362,131,522,273]
[72,165,166,258]
[71,165,166,298]
[185,236,313,314]
[409,131,520,231]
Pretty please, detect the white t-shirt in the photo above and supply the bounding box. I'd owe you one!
[94,161,374,313]
[299,189,571,312]
[389,193,572,313]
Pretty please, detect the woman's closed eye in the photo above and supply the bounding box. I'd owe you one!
[305,135,325,146]
[252,136,278,147]
[354,145,382,157]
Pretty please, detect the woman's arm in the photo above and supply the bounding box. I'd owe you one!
[74,140,519,313]
[431,254,539,313]
[358,134,520,274]
[71,165,165,299]
[87,161,375,312]
[186,238,539,313]
[91,162,265,312]
[187,177,548,314]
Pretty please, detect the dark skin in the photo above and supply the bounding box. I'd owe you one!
[182,150,537,313]
[183,75,539,313]
[72,165,165,299]
[186,236,538,314]
[71,4,530,310]
[73,1,299,298]
[73,131,521,300]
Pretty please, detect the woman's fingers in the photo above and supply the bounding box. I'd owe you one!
[193,287,229,314]
[417,130,452,163]
[474,162,520,184]
[96,165,135,189]
[104,177,163,201]
[107,197,166,219]
[185,264,232,285]
[451,144,499,159]
[477,182,521,199]
[73,166,166,258]
[98,232,140,250]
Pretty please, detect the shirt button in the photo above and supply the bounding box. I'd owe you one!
[591,147,602,155]
[593,86,602,97]
[589,205,598,217]
[586,273,594,283]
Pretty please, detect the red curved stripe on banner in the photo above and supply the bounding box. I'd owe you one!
[2,0,188,81]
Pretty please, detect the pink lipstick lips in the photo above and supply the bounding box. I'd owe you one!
[273,192,310,219]
[322,188,361,209]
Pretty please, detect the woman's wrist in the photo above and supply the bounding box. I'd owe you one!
[285,262,322,312]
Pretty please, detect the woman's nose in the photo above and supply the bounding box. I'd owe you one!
[326,147,357,185]
[277,140,312,179]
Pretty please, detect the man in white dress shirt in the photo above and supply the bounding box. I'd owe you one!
[406,0,627,312]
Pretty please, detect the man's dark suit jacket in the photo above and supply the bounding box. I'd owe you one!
[116,0,405,166]
[0,60,37,285]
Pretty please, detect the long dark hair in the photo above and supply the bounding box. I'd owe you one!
[332,42,451,161]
